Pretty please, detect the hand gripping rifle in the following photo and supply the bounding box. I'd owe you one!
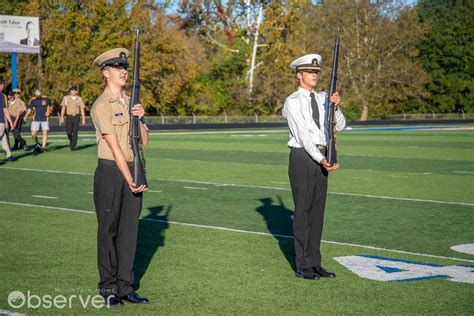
[129,29,147,187]
[326,29,340,166]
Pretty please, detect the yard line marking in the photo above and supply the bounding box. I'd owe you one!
[148,190,162,193]
[1,200,473,264]
[0,201,93,214]
[87,192,93,194]
[184,186,208,190]
[1,166,93,176]
[0,309,27,316]
[31,195,58,199]
[329,192,474,207]
[453,171,474,174]
[270,181,289,184]
[1,166,473,207]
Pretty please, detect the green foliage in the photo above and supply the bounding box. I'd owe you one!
[0,0,471,118]
[417,0,474,113]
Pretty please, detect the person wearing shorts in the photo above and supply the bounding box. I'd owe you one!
[24,89,52,153]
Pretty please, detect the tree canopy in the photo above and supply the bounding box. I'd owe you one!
[0,0,471,120]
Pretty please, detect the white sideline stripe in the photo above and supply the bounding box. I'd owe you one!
[47,129,288,138]
[329,192,474,207]
[1,166,473,207]
[148,190,162,193]
[453,171,474,174]
[184,186,208,190]
[0,309,27,316]
[0,201,94,214]
[1,200,473,264]
[31,195,58,199]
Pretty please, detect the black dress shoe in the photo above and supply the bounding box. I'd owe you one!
[313,266,336,278]
[295,268,320,280]
[121,292,149,304]
[103,295,124,307]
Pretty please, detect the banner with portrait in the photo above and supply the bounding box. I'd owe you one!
[0,15,40,54]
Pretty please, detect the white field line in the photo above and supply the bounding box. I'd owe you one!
[0,309,27,316]
[184,186,208,190]
[1,166,473,207]
[31,195,58,199]
[329,192,474,207]
[0,200,473,264]
[148,190,162,193]
[453,171,474,174]
[47,129,288,138]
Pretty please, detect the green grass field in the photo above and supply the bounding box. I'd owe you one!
[1,126,473,314]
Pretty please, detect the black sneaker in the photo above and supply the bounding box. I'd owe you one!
[7,156,17,161]
[33,145,41,155]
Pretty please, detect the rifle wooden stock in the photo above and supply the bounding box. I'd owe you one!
[326,30,340,166]
[129,29,147,187]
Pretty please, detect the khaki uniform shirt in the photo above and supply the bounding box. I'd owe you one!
[9,99,27,117]
[90,87,133,162]
[61,95,85,116]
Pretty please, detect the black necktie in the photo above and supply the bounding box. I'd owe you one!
[310,92,320,129]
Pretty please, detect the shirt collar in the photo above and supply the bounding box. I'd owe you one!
[103,86,129,106]
[297,87,315,98]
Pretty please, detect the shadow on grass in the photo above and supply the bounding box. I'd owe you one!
[74,143,95,151]
[133,205,172,290]
[256,196,295,271]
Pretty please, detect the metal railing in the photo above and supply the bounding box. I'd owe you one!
[369,112,473,120]
[22,113,472,127]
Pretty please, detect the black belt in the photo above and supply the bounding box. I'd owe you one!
[98,159,133,167]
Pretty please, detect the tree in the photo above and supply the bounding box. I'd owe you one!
[307,0,428,120]
[417,0,474,113]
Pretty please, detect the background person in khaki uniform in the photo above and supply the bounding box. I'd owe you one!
[90,48,149,307]
[0,79,16,161]
[60,85,86,151]
[9,89,28,151]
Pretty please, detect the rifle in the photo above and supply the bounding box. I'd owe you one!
[326,29,340,166]
[129,29,147,187]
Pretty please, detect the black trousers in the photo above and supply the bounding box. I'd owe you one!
[11,116,26,148]
[94,159,142,297]
[289,147,328,269]
[66,115,80,150]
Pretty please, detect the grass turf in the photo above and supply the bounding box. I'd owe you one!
[0,126,473,314]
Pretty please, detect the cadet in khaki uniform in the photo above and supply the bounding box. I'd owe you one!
[91,48,149,306]
[9,89,28,150]
[60,86,86,151]
[0,79,16,161]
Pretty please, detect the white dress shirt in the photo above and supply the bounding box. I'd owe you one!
[282,87,346,163]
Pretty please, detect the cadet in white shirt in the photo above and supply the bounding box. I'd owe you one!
[283,54,346,280]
